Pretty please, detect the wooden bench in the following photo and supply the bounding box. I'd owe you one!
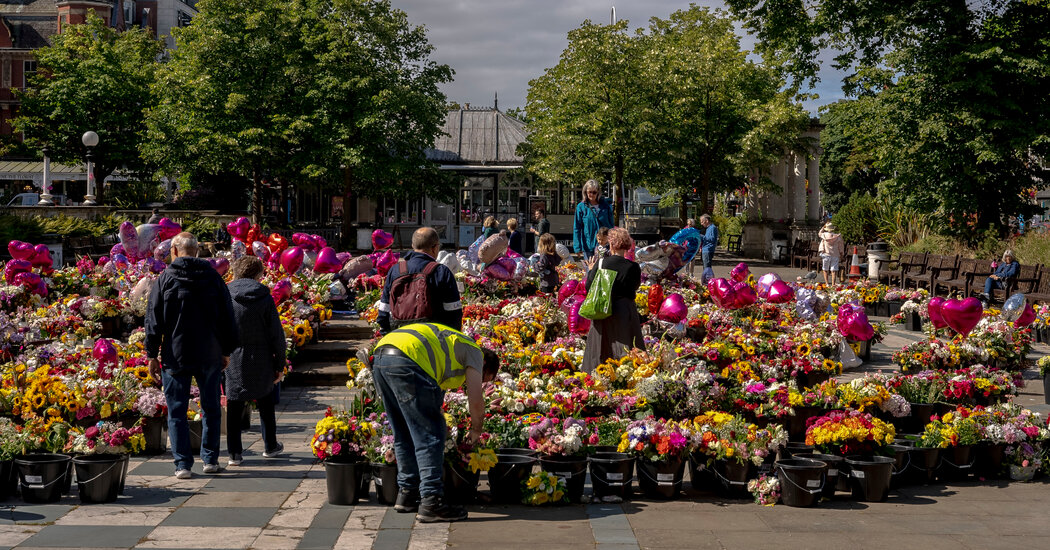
[1026,267,1050,304]
[879,252,925,287]
[990,263,1040,302]
[938,258,977,297]
[917,255,958,292]
[725,234,741,253]
[902,252,936,289]
[790,240,813,269]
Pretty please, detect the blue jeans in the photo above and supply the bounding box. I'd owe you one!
[162,365,223,470]
[984,277,1003,296]
[371,352,447,498]
[701,250,715,283]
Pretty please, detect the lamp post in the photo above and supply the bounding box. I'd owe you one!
[38,146,54,206]
[82,131,99,206]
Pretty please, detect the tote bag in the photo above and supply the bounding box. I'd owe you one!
[579,258,615,320]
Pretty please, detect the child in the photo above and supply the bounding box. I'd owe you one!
[482,216,500,240]
[506,218,524,256]
[594,227,610,260]
[536,233,562,294]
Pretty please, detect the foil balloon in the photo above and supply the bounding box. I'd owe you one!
[226,217,250,241]
[707,278,736,309]
[271,279,293,303]
[155,239,173,262]
[730,262,750,283]
[941,297,983,337]
[4,259,31,284]
[1016,303,1036,328]
[230,240,247,259]
[157,218,181,241]
[640,258,670,277]
[927,296,948,329]
[130,276,154,304]
[512,257,528,280]
[251,241,270,261]
[372,230,394,251]
[340,255,373,279]
[555,243,572,261]
[13,271,41,289]
[302,250,318,270]
[135,224,161,259]
[313,247,342,274]
[30,244,52,269]
[336,252,352,266]
[440,251,462,274]
[110,243,126,258]
[657,293,687,323]
[279,247,304,274]
[112,253,129,270]
[506,248,522,259]
[563,294,591,335]
[32,279,47,297]
[624,241,636,262]
[329,280,348,302]
[559,279,582,306]
[528,253,542,272]
[118,221,140,260]
[478,235,509,265]
[668,227,702,269]
[7,240,35,260]
[837,302,875,341]
[766,280,795,304]
[372,250,398,277]
[207,257,230,276]
[467,236,485,265]
[311,235,327,251]
[267,233,289,255]
[648,284,664,316]
[92,339,118,368]
[147,258,167,273]
[635,244,665,263]
[1000,293,1026,322]
[484,262,513,281]
[292,233,316,251]
[756,272,782,299]
[732,281,757,308]
[245,224,263,247]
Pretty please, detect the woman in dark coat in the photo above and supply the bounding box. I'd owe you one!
[225,256,286,465]
[582,227,645,372]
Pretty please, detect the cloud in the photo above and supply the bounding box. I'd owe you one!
[390,0,846,114]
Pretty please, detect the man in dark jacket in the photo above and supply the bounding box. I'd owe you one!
[376,227,462,334]
[146,232,238,479]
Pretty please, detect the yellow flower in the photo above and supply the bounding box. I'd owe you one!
[527,475,542,489]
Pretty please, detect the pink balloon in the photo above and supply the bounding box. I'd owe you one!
[927,296,948,330]
[336,252,351,265]
[251,241,270,261]
[30,244,53,269]
[941,297,983,337]
[484,263,513,280]
[109,243,125,257]
[657,293,687,323]
[563,294,591,335]
[7,240,35,260]
[157,218,181,241]
[1016,304,1036,328]
[13,271,41,289]
[707,278,736,309]
[372,250,398,277]
[837,302,875,341]
[280,246,305,274]
[730,262,750,283]
[559,279,582,306]
[495,256,517,273]
[4,259,32,284]
[32,280,47,297]
[226,217,250,241]
[271,279,293,303]
[311,235,327,251]
[207,257,230,276]
[155,239,172,262]
[313,247,342,274]
[92,339,118,367]
[372,230,394,251]
[625,241,636,262]
[136,224,161,259]
[766,280,795,304]
[292,233,316,251]
[119,221,140,260]
[756,273,781,299]
[506,248,522,259]
[732,281,757,308]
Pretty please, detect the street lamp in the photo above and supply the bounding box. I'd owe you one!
[82,131,99,206]
[38,146,53,206]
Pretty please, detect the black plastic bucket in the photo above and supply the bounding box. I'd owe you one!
[324,456,366,505]
[443,461,480,504]
[888,444,912,488]
[497,447,539,458]
[538,455,588,503]
[775,458,826,507]
[974,442,1005,479]
[358,466,372,501]
[488,454,536,503]
[713,460,753,498]
[938,444,974,481]
[73,454,124,504]
[142,417,168,455]
[795,453,843,497]
[589,452,634,500]
[15,453,71,504]
[371,463,399,505]
[688,452,713,493]
[636,457,685,500]
[905,447,940,485]
[788,406,823,440]
[782,442,815,459]
[844,455,894,502]
[907,403,935,434]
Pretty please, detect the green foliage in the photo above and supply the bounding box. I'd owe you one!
[1011,231,1050,266]
[831,193,878,245]
[819,99,885,213]
[713,213,746,248]
[33,214,122,238]
[870,200,933,250]
[181,217,224,241]
[107,181,166,209]
[0,215,43,244]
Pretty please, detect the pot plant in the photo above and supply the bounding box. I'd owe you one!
[619,417,693,500]
[528,417,596,503]
[690,411,787,498]
[312,409,374,506]
[65,421,144,503]
[1004,441,1042,482]
[444,414,498,504]
[361,412,398,506]
[1038,356,1050,406]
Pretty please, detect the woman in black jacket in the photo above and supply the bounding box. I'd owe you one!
[581,227,645,372]
[225,256,287,465]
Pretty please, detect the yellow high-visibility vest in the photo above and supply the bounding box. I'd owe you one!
[374,323,483,390]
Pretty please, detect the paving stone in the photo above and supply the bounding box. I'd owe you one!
[407,523,449,550]
[137,526,262,549]
[379,507,415,530]
[54,505,175,526]
[19,525,152,548]
[250,527,306,550]
[631,528,720,550]
[372,527,412,550]
[716,531,855,548]
[182,491,291,507]
[592,529,639,545]
[300,527,349,550]
[161,506,277,527]
[343,504,387,531]
[0,505,74,525]
[267,506,319,529]
[0,524,42,546]
[309,504,353,529]
[115,486,195,507]
[200,476,303,492]
[596,544,640,550]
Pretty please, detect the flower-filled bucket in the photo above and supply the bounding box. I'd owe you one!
[637,456,685,500]
[73,454,125,504]
[538,455,588,503]
[443,460,480,504]
[371,462,398,505]
[488,453,537,504]
[844,455,894,502]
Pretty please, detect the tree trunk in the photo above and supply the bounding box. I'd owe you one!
[613,155,624,226]
[701,160,712,215]
[280,178,289,225]
[342,167,354,249]
[251,169,263,225]
[679,191,688,227]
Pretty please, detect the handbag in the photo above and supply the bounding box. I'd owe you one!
[579,258,615,320]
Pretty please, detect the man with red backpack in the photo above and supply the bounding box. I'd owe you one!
[377,227,462,334]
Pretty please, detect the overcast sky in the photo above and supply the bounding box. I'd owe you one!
[388,0,846,115]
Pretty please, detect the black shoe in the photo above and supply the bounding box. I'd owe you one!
[394,488,420,513]
[416,496,468,523]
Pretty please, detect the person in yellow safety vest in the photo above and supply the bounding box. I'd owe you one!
[370,322,499,523]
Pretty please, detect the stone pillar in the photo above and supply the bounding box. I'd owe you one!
[792,153,807,223]
[808,155,822,221]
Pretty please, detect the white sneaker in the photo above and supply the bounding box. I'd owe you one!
[228,454,243,467]
[262,442,284,458]
[175,469,192,480]
[202,463,224,474]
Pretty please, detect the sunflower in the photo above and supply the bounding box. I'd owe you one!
[28,392,45,409]
[796,343,811,356]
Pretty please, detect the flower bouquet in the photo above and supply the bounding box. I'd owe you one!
[804,409,896,457]
[1004,441,1042,481]
[521,471,568,505]
[527,417,597,457]
[689,411,786,466]
[310,408,374,461]
[747,474,781,506]
[65,421,144,455]
[618,417,693,498]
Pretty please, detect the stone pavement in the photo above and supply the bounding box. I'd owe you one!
[3,298,1050,548]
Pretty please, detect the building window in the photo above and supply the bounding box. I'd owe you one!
[2,59,10,89]
[460,176,494,224]
[381,198,421,225]
[23,61,37,89]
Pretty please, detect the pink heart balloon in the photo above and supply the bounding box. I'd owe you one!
[226,217,250,241]
[558,279,582,306]
[370,250,398,277]
[766,280,795,304]
[730,262,750,283]
[484,262,513,280]
[7,240,35,260]
[1016,303,1036,328]
[837,302,875,341]
[927,296,948,330]
[335,252,351,266]
[271,279,293,303]
[32,280,47,297]
[13,271,41,289]
[30,244,53,269]
[756,272,781,299]
[207,257,230,276]
[157,218,181,241]
[707,278,736,309]
[4,259,32,284]
[372,230,394,251]
[292,233,316,251]
[313,247,342,274]
[732,281,757,308]
[941,297,983,337]
[563,294,591,335]
[657,293,687,323]
[280,246,305,274]
[92,338,118,367]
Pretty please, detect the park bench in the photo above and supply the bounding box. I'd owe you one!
[917,255,959,293]
[878,252,925,287]
[901,252,936,289]
[990,263,1040,302]
[790,240,813,269]
[1025,267,1050,304]
[938,258,978,297]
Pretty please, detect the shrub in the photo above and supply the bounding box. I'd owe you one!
[712,213,746,248]
[831,192,878,244]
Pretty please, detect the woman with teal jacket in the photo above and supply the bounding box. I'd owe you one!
[573,179,614,261]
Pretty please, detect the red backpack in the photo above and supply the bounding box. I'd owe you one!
[389,259,439,327]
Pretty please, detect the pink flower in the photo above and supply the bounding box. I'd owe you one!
[84,426,100,439]
[331,442,342,455]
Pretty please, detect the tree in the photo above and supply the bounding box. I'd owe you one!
[9,13,164,202]
[819,99,885,213]
[636,7,810,221]
[727,0,1050,240]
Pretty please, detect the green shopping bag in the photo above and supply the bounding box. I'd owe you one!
[579,258,615,320]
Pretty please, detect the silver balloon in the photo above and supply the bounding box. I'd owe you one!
[635,244,666,262]
[1001,293,1026,322]
[513,257,528,280]
[437,250,452,263]
[795,287,818,321]
[556,243,572,260]
[329,280,348,301]
[528,253,542,273]
[230,240,247,259]
[641,258,669,276]
[440,252,462,274]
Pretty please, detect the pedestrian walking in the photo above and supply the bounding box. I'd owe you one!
[699,214,719,283]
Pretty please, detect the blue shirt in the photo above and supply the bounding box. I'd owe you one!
[573,198,614,254]
[993,261,1019,280]
[701,224,719,254]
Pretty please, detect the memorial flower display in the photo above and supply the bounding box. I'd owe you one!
[804,410,896,456]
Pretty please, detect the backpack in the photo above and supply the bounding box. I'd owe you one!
[389,259,440,327]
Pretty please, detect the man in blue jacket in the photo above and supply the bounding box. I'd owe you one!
[700,214,719,283]
[377,227,462,335]
[573,179,614,261]
[146,232,238,479]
